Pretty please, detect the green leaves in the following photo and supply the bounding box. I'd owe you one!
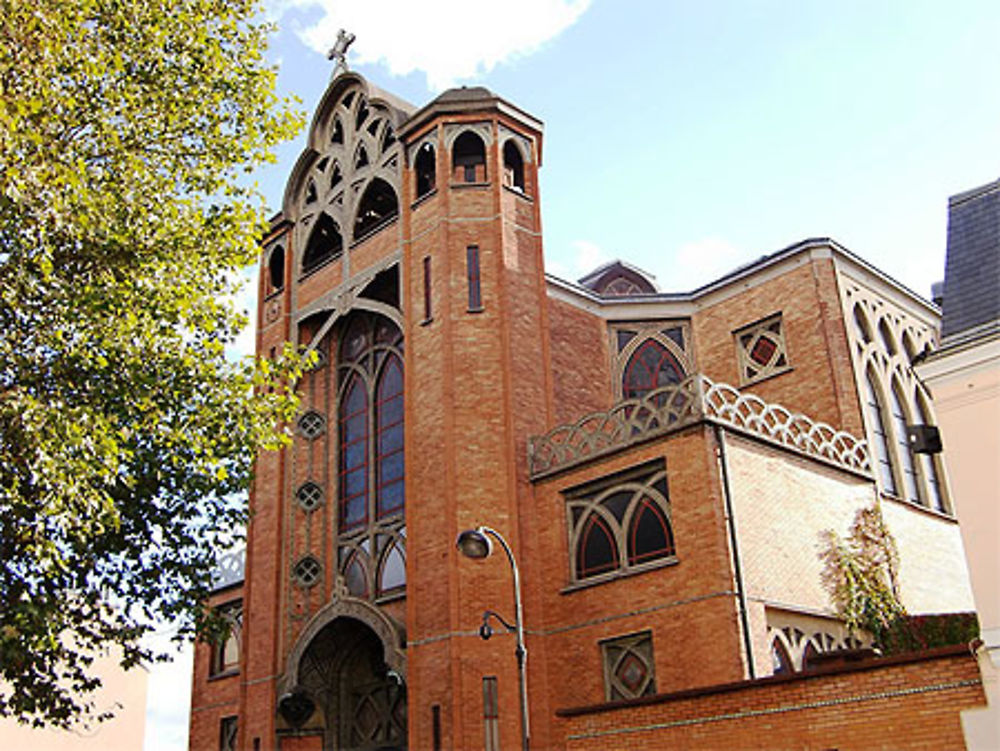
[819,502,906,645]
[0,0,305,728]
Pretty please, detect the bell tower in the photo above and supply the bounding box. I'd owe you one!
[397,86,554,750]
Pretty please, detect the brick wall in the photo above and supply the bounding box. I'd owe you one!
[690,257,862,435]
[529,427,749,734]
[726,433,974,619]
[188,586,243,751]
[559,646,985,750]
[546,298,613,423]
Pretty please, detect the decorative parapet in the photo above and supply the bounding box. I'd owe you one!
[211,547,246,592]
[528,375,870,479]
[528,376,706,478]
[703,380,870,474]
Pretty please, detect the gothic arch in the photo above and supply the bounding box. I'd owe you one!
[841,277,948,511]
[281,74,411,278]
[280,594,407,697]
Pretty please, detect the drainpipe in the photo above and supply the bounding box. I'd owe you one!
[713,424,756,679]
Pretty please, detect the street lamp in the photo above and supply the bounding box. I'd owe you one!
[456,526,530,751]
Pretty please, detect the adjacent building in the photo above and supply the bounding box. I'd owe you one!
[917,177,1000,750]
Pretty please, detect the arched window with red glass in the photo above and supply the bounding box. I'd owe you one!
[567,463,674,582]
[627,494,674,566]
[578,512,618,578]
[622,339,685,401]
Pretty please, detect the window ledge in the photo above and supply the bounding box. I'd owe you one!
[560,556,679,594]
[375,589,407,605]
[450,181,490,190]
[208,668,240,683]
[350,215,399,249]
[880,492,955,522]
[502,184,532,201]
[740,365,793,388]
[411,188,438,209]
[264,288,284,301]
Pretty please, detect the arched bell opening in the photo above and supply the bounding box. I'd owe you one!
[280,616,407,751]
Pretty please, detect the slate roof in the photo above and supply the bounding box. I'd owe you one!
[941,179,1000,340]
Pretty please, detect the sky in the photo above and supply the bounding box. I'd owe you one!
[143,1,1000,748]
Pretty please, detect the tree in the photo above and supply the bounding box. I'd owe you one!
[819,502,906,645]
[0,0,306,727]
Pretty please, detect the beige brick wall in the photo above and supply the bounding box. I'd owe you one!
[727,433,974,620]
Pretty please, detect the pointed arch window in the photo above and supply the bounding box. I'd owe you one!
[376,354,404,518]
[863,371,897,496]
[303,213,343,274]
[502,141,524,192]
[579,513,618,578]
[335,311,406,601]
[268,245,285,293]
[354,178,399,240]
[343,552,368,598]
[890,381,920,504]
[915,394,946,512]
[378,541,406,595]
[628,497,674,566]
[623,339,684,400]
[566,462,674,583]
[339,373,369,531]
[415,142,436,199]
[771,635,793,675]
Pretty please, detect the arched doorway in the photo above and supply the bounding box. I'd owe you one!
[293,617,407,750]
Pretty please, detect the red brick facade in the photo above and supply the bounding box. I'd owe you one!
[188,73,976,750]
[559,646,985,750]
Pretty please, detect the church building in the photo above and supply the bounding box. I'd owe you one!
[188,69,981,751]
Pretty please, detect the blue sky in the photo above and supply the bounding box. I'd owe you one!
[144,1,999,748]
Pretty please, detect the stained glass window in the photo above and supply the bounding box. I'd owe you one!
[734,313,790,384]
[622,339,684,400]
[601,632,656,700]
[566,463,674,583]
[334,312,406,601]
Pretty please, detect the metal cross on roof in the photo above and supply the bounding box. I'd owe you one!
[327,29,356,79]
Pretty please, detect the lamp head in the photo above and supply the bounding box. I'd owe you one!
[456,527,493,559]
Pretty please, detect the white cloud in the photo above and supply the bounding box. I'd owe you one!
[668,235,744,291]
[570,239,610,275]
[272,0,592,91]
[545,239,614,281]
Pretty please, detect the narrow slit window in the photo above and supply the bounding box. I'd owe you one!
[423,256,432,322]
[890,382,921,505]
[483,676,499,751]
[467,245,482,311]
[432,705,442,751]
[864,372,898,496]
[915,394,946,512]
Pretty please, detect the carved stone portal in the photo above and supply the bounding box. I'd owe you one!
[286,616,407,750]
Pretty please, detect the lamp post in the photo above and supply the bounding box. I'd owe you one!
[456,526,530,751]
